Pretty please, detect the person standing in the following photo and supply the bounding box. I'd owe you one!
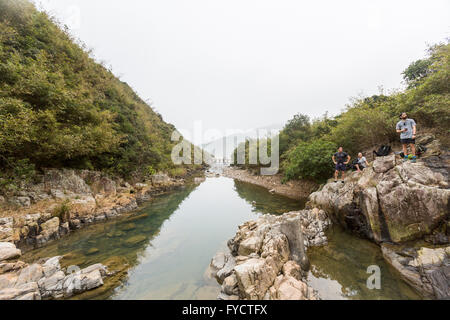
[396,112,417,163]
[332,147,351,183]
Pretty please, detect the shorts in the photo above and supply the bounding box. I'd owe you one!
[400,138,415,144]
[335,163,346,171]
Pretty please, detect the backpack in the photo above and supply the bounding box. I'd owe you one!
[416,144,427,156]
[373,145,392,157]
[349,159,359,170]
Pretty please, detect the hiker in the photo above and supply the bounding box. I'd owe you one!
[396,112,417,163]
[355,152,369,172]
[332,147,351,183]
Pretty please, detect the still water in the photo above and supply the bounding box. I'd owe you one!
[22,177,421,300]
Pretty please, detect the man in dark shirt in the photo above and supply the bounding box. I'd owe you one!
[332,147,351,183]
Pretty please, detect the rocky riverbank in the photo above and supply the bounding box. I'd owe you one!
[307,144,449,299]
[223,167,318,200]
[0,168,200,251]
[0,242,111,300]
[209,208,331,300]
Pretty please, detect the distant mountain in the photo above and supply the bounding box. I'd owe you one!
[202,123,282,159]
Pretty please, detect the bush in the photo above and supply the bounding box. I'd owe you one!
[0,0,186,178]
[284,139,336,182]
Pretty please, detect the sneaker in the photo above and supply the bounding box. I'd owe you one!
[341,181,345,184]
[403,155,409,162]
[334,180,337,183]
[411,156,417,163]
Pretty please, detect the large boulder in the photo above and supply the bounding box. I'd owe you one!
[308,153,450,243]
[43,169,91,195]
[211,210,323,300]
[0,242,21,262]
[372,154,396,173]
[382,244,450,299]
[70,196,97,217]
[268,275,317,300]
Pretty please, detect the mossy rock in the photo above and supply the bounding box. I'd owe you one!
[85,247,100,255]
[123,235,147,247]
[121,223,136,231]
[126,213,149,222]
[61,252,87,267]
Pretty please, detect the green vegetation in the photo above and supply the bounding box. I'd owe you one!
[232,41,450,183]
[0,0,202,184]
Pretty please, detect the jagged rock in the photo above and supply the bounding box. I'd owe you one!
[44,169,92,195]
[282,261,302,279]
[217,292,240,300]
[309,156,450,243]
[216,253,236,282]
[10,196,31,207]
[416,134,435,145]
[152,173,170,185]
[238,236,263,256]
[0,242,21,261]
[409,247,447,268]
[373,154,396,173]
[222,274,239,295]
[0,218,14,242]
[268,275,316,300]
[0,261,26,274]
[210,252,226,272]
[212,210,326,300]
[0,270,18,290]
[90,176,117,196]
[0,282,41,300]
[70,196,96,217]
[42,256,61,278]
[234,258,278,300]
[37,217,60,246]
[381,244,450,299]
[134,183,148,190]
[15,264,44,286]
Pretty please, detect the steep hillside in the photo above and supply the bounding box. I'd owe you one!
[231,41,450,183]
[0,0,191,182]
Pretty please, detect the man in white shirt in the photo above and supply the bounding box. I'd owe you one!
[396,112,417,163]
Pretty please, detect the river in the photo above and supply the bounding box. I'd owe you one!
[21,176,421,300]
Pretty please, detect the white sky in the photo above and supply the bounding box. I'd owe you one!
[34,0,449,135]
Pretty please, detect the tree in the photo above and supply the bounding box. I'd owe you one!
[402,59,432,88]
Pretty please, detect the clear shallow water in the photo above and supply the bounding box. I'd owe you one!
[22,177,421,300]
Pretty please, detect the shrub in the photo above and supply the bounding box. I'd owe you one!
[284,139,336,182]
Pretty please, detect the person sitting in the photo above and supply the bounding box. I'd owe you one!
[332,147,351,183]
[355,153,369,172]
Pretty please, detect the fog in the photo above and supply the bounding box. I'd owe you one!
[35,0,449,136]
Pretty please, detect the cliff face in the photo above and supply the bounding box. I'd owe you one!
[308,148,449,244]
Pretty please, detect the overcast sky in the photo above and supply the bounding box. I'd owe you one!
[35,0,449,136]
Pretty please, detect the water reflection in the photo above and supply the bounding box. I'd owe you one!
[233,180,305,214]
[306,225,422,300]
[21,177,421,300]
